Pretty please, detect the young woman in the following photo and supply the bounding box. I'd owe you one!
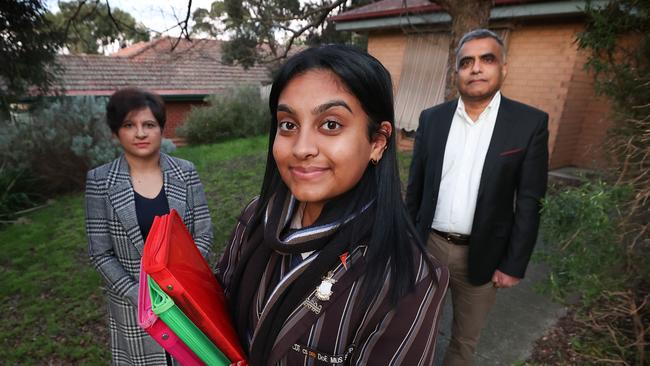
[216,45,449,365]
[85,88,213,365]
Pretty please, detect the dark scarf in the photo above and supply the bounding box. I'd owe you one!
[232,172,376,365]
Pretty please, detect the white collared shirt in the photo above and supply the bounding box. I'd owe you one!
[431,91,501,235]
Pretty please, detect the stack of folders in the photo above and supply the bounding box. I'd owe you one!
[138,264,205,365]
[138,209,247,366]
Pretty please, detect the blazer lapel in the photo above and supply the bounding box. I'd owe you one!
[431,100,457,196]
[107,156,146,256]
[478,97,513,199]
[160,154,187,221]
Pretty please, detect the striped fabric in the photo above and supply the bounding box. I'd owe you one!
[85,153,213,365]
[216,199,450,365]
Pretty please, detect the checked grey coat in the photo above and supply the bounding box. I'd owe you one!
[85,153,213,366]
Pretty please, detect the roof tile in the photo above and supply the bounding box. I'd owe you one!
[58,37,269,96]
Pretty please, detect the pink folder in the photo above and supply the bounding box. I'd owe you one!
[138,264,205,366]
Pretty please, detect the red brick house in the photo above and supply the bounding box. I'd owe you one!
[57,37,270,140]
[331,0,611,169]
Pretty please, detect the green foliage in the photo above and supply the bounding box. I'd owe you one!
[0,96,120,195]
[221,32,260,68]
[47,0,150,54]
[577,0,649,109]
[576,1,649,204]
[538,181,631,304]
[397,149,412,195]
[177,86,268,145]
[160,138,177,155]
[191,1,227,37]
[0,0,64,111]
[540,183,629,301]
[576,0,650,196]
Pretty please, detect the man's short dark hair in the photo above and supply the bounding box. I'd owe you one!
[454,29,506,70]
[106,87,166,134]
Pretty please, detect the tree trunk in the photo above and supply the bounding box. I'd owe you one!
[435,0,493,100]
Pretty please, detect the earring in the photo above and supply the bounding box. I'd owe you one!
[370,158,378,165]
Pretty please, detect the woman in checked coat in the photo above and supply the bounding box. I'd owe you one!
[85,88,213,365]
[215,45,450,365]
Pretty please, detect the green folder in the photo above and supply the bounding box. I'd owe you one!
[148,276,231,366]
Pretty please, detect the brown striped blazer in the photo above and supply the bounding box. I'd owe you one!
[216,198,450,366]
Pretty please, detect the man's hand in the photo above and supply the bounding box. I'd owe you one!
[491,270,521,288]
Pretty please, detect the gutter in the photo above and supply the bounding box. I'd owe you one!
[334,0,609,32]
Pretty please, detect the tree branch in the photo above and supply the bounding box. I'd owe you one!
[262,0,347,63]
[105,0,122,32]
[63,0,88,41]
[171,0,193,51]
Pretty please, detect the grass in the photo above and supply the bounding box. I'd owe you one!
[0,194,108,365]
[0,135,413,364]
[173,135,269,255]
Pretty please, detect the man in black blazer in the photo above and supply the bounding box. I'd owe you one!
[406,29,549,365]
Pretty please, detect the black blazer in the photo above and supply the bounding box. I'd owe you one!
[406,96,549,286]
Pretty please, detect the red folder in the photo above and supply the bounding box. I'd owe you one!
[142,209,246,364]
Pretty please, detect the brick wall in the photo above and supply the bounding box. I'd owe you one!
[367,31,408,88]
[567,50,611,169]
[501,23,611,169]
[163,100,206,138]
[500,24,580,168]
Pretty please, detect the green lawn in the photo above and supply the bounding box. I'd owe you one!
[0,135,412,364]
[173,135,269,256]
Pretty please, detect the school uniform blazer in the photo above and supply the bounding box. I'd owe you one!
[216,199,450,366]
[85,153,213,365]
[406,96,549,286]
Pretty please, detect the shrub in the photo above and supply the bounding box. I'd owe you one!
[538,180,649,366]
[538,181,631,304]
[0,164,40,220]
[0,96,120,195]
[177,86,268,144]
[160,138,176,154]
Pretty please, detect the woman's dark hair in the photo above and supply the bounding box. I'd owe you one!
[106,87,166,133]
[254,44,428,304]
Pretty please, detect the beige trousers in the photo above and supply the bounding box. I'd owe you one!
[428,232,497,366]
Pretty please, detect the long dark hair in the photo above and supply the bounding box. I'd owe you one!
[250,44,428,304]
